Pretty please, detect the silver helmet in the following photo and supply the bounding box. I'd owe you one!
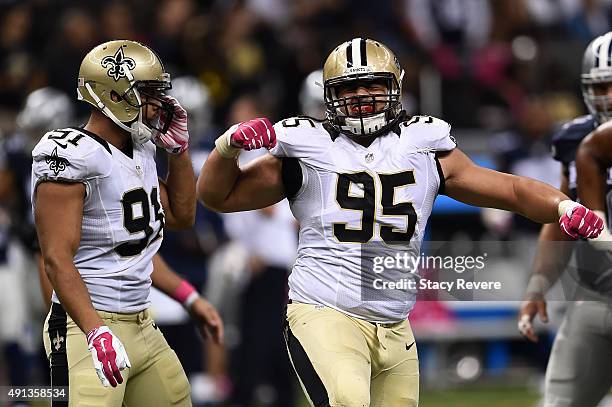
[582,32,612,124]
[17,87,75,132]
[299,69,325,119]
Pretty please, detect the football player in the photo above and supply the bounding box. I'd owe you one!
[198,38,603,407]
[32,40,221,406]
[517,31,612,407]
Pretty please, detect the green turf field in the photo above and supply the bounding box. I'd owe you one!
[420,387,539,406]
[295,386,540,407]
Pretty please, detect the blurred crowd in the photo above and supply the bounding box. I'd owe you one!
[0,0,611,405]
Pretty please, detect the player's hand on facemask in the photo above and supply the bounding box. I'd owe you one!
[558,200,604,239]
[153,95,189,154]
[86,325,131,387]
[214,118,276,158]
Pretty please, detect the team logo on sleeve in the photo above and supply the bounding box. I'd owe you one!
[45,147,70,175]
[101,47,136,81]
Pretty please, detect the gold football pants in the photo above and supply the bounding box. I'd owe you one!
[285,302,419,407]
[43,303,191,406]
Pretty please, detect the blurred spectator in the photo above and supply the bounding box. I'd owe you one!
[486,96,561,236]
[152,76,225,400]
[100,1,147,43]
[404,0,494,126]
[561,0,612,42]
[0,5,34,108]
[219,94,297,407]
[0,86,74,396]
[42,8,98,116]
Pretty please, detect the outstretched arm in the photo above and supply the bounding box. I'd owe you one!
[151,254,224,344]
[438,148,567,223]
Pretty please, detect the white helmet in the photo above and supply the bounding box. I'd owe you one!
[17,87,75,132]
[581,32,612,124]
[299,69,325,119]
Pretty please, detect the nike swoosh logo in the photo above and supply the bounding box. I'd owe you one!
[406,341,415,351]
[100,338,108,349]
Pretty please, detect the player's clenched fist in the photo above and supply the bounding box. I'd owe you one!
[215,118,277,158]
[86,325,131,388]
[558,200,604,239]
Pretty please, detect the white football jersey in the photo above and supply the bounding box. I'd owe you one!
[31,127,164,313]
[270,116,456,323]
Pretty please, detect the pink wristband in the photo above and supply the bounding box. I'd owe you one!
[172,280,199,308]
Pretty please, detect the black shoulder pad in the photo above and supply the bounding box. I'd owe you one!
[551,115,597,164]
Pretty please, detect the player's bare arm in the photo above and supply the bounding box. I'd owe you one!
[151,254,224,344]
[439,148,573,223]
[154,95,196,229]
[518,168,575,342]
[36,252,52,310]
[159,151,196,229]
[197,119,284,212]
[34,182,104,334]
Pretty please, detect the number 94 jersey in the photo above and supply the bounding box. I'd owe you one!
[270,116,456,323]
[31,127,164,313]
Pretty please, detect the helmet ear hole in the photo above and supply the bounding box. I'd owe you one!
[110,90,122,103]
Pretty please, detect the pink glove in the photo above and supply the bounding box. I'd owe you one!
[231,118,276,151]
[559,201,604,239]
[154,95,189,154]
[86,325,131,388]
[215,118,277,158]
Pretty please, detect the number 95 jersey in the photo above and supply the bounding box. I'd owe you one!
[31,127,164,313]
[270,116,456,323]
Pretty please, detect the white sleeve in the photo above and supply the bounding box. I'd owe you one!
[270,118,324,159]
[31,129,109,199]
[402,116,457,152]
[269,122,290,158]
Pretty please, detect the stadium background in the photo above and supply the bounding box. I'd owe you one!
[0,0,611,406]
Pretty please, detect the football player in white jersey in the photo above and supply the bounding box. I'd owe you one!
[32,40,221,406]
[198,38,603,407]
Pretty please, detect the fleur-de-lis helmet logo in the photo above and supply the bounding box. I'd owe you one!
[101,47,136,81]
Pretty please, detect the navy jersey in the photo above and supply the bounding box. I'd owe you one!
[551,115,612,295]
